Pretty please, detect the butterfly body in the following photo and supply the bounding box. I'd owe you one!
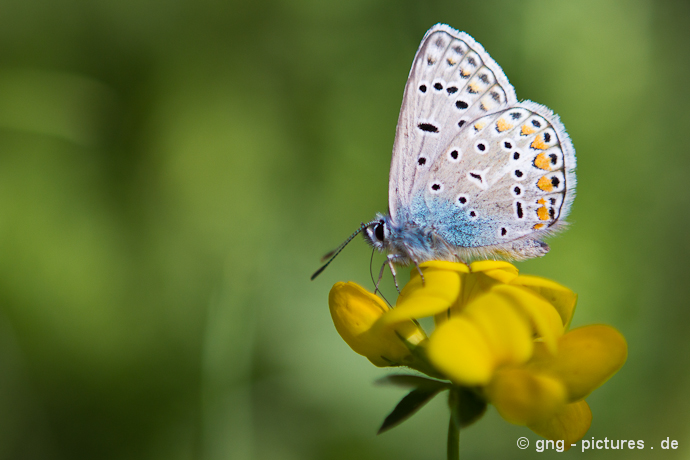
[363,24,576,265]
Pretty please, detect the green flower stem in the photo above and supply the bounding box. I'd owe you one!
[447,413,460,460]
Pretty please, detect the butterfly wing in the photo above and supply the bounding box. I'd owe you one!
[418,101,576,259]
[388,24,576,260]
[388,24,517,221]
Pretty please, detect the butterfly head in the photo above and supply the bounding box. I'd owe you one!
[363,216,390,251]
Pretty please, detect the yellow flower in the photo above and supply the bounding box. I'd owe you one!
[329,281,427,367]
[327,261,627,447]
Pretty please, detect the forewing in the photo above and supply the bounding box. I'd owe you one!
[388,24,517,221]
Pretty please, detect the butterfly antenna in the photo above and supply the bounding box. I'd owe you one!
[311,220,379,280]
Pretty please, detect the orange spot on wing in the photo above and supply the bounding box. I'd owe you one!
[460,69,471,77]
[531,135,548,150]
[496,118,513,132]
[537,206,550,221]
[537,198,547,205]
[521,125,536,136]
[474,121,486,131]
[469,82,480,93]
[533,223,545,230]
[537,176,554,192]
[534,153,551,170]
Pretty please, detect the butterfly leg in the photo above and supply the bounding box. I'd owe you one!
[374,256,402,294]
[385,254,416,293]
[387,256,401,293]
[374,255,408,294]
[454,254,471,270]
[374,260,388,295]
[413,260,425,286]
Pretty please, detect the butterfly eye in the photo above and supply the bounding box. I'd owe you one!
[375,223,385,241]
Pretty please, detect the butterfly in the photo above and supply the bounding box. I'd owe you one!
[313,24,576,283]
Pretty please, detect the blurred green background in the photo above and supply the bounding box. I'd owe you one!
[0,0,687,458]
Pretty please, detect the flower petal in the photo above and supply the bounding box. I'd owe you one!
[427,317,495,386]
[528,400,592,449]
[510,275,577,328]
[491,284,564,355]
[329,281,386,335]
[462,291,534,367]
[487,368,567,425]
[329,282,425,367]
[530,325,628,401]
[470,261,519,283]
[469,260,518,274]
[379,266,461,324]
[451,265,518,311]
[419,260,470,273]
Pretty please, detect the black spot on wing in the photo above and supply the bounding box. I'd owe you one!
[418,123,439,133]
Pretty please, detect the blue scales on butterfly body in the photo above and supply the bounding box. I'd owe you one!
[312,24,576,283]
